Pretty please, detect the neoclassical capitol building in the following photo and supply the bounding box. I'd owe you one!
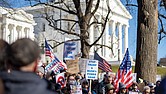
[0,0,134,64]
[0,7,36,43]
[23,0,133,64]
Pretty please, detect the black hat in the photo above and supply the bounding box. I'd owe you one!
[119,82,126,89]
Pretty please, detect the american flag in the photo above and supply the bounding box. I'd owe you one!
[45,39,54,61]
[94,52,112,72]
[45,39,67,73]
[114,48,133,91]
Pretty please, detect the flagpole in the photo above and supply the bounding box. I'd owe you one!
[88,53,92,93]
[89,79,92,93]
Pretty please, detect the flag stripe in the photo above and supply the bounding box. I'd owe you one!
[94,52,112,72]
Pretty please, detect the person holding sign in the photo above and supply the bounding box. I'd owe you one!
[82,80,96,94]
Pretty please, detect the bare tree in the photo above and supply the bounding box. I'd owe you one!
[24,0,113,58]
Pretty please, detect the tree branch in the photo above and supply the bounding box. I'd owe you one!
[126,4,138,7]
[73,0,83,18]
[31,2,77,15]
[158,13,166,44]
[53,18,78,23]
[90,5,111,46]
[88,21,103,29]
[48,39,80,48]
[45,14,80,37]
[94,44,114,56]
[159,13,166,19]
[85,0,93,15]
[91,0,100,15]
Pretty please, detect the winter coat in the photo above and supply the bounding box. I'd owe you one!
[156,77,166,94]
[0,70,57,94]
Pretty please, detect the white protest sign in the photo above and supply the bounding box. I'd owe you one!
[132,73,137,82]
[78,58,87,75]
[86,60,98,79]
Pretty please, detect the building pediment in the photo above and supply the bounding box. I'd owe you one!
[110,0,132,19]
[0,7,35,24]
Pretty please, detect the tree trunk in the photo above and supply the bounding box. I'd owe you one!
[81,39,90,58]
[135,0,158,83]
[79,16,91,58]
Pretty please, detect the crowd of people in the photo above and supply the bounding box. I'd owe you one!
[0,38,166,94]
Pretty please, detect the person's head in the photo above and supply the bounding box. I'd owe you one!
[105,84,115,94]
[105,72,113,83]
[36,67,45,78]
[132,81,139,90]
[67,74,76,85]
[156,80,161,87]
[82,80,89,89]
[148,83,154,89]
[143,86,150,94]
[10,38,40,72]
[0,39,11,71]
[119,82,127,93]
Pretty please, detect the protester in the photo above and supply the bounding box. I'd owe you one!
[148,83,155,94]
[143,86,150,94]
[36,66,45,79]
[117,82,129,94]
[105,83,116,94]
[156,77,166,94]
[0,38,56,94]
[154,80,161,94]
[82,80,90,94]
[66,74,76,93]
[97,72,114,94]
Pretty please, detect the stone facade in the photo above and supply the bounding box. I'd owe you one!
[0,7,36,43]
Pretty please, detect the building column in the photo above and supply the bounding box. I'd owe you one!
[29,26,34,39]
[117,23,122,61]
[13,25,17,42]
[111,20,116,57]
[16,26,22,39]
[2,24,7,41]
[124,25,129,52]
[8,24,14,43]
[104,21,109,58]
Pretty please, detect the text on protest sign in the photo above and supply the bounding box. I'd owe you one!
[86,60,98,79]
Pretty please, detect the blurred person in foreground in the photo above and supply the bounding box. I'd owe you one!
[156,77,166,94]
[0,39,11,72]
[0,38,56,94]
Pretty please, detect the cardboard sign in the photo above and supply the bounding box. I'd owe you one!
[66,58,79,74]
[86,60,98,79]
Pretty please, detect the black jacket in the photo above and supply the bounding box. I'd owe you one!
[0,70,57,94]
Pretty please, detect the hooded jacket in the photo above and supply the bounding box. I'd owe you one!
[0,70,56,94]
